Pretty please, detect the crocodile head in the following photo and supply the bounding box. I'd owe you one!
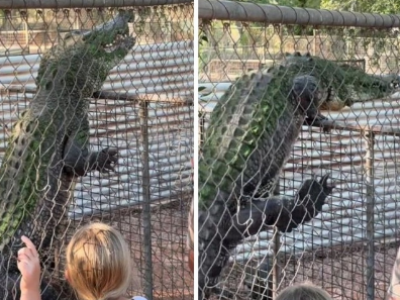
[36,11,136,96]
[283,52,399,111]
[291,75,320,120]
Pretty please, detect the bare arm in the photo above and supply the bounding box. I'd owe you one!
[388,246,400,300]
[17,236,41,300]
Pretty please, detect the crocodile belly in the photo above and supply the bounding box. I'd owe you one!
[238,109,304,198]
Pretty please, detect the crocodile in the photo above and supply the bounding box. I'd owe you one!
[284,52,399,111]
[0,11,136,300]
[198,52,398,299]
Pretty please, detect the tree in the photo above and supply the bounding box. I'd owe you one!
[321,0,400,14]
[242,0,400,14]
[241,0,321,8]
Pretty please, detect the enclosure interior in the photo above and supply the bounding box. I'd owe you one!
[198,16,400,300]
[0,5,194,299]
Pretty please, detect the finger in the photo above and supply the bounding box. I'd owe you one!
[18,248,36,260]
[110,156,118,164]
[328,181,337,189]
[17,253,31,262]
[21,236,37,251]
[21,236,39,258]
[101,168,111,174]
[107,148,118,156]
[18,248,31,258]
[319,173,330,185]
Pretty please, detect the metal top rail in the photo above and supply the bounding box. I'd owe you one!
[199,0,400,28]
[0,0,193,9]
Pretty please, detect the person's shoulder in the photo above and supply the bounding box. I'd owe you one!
[132,296,148,300]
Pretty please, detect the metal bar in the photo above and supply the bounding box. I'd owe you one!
[0,87,193,105]
[234,226,396,261]
[139,101,154,300]
[0,0,193,9]
[272,181,280,300]
[199,0,400,28]
[0,60,193,78]
[0,40,193,66]
[235,233,400,264]
[198,111,400,136]
[199,112,206,146]
[364,131,376,300]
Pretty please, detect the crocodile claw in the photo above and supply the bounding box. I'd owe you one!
[304,114,333,133]
[320,173,335,193]
[94,148,118,173]
[276,173,335,233]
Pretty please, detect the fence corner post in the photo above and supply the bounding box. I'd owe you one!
[272,180,281,300]
[140,100,154,300]
[364,130,376,300]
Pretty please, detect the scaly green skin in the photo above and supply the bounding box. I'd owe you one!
[198,53,396,299]
[199,52,398,210]
[0,11,135,300]
[295,55,400,111]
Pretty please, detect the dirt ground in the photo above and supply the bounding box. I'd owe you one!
[72,195,193,300]
[281,245,397,300]
[218,242,399,300]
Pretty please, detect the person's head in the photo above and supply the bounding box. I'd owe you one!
[276,282,332,300]
[65,222,131,300]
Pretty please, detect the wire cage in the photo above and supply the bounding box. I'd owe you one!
[198,2,400,300]
[0,2,193,300]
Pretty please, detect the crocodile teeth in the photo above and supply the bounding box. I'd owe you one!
[103,32,130,52]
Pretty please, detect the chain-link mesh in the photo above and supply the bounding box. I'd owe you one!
[199,3,400,300]
[0,3,193,300]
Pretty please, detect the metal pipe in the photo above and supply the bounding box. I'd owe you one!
[272,181,280,300]
[0,87,192,104]
[0,40,193,66]
[139,101,154,300]
[364,131,376,300]
[199,0,400,28]
[0,0,193,9]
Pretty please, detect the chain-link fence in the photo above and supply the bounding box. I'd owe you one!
[199,2,400,300]
[0,2,193,300]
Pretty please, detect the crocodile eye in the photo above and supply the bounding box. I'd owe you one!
[369,81,383,89]
[65,30,81,39]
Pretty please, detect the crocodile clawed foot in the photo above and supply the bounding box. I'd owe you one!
[319,173,336,192]
[94,148,118,173]
[304,114,333,133]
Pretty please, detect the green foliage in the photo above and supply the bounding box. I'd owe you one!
[240,0,321,7]
[198,21,210,72]
[321,0,400,14]
[241,0,400,14]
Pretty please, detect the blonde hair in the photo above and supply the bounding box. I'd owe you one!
[66,222,131,300]
[276,282,332,300]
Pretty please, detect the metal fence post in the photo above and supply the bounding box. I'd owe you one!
[272,181,281,300]
[140,100,154,300]
[199,111,205,146]
[364,130,375,300]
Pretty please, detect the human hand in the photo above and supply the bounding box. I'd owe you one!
[17,235,41,293]
[188,249,194,274]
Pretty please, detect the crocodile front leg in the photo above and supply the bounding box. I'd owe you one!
[62,116,118,177]
[199,174,334,300]
[303,113,335,134]
[228,173,334,241]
